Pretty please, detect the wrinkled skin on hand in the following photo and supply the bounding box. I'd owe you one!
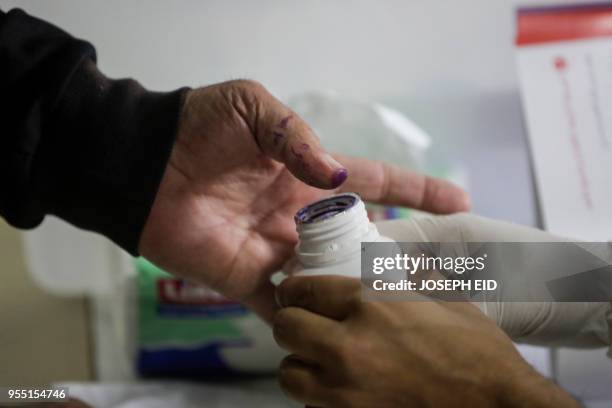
[139,80,470,321]
[273,276,580,408]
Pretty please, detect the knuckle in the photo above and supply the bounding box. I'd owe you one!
[278,355,295,372]
[315,333,343,358]
[347,295,366,315]
[328,337,353,370]
[359,299,382,316]
[228,79,265,94]
[272,308,296,347]
[272,308,291,331]
[280,277,315,308]
[218,79,266,113]
[296,278,316,307]
[329,391,356,408]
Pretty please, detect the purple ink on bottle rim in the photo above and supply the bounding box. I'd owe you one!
[295,194,359,225]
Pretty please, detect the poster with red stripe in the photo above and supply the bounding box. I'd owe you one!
[516,2,612,240]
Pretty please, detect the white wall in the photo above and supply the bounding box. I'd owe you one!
[2,0,519,100]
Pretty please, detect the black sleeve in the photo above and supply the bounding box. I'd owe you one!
[0,8,187,254]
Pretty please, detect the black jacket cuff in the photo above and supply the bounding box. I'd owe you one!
[40,59,188,254]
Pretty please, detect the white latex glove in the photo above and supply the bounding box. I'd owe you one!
[376,213,612,349]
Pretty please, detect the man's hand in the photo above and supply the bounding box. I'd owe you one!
[138,80,469,321]
[273,275,579,408]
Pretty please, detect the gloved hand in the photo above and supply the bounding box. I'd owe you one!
[376,213,612,348]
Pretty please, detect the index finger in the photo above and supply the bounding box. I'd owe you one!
[334,154,470,214]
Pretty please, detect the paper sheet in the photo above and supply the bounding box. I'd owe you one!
[517,3,612,240]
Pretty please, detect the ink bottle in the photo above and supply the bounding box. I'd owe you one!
[285,193,394,278]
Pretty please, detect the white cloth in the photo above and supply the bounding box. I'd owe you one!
[376,213,612,350]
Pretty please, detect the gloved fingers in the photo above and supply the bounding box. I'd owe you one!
[376,218,436,243]
[474,300,611,347]
[375,213,566,243]
[374,214,612,348]
[374,217,476,265]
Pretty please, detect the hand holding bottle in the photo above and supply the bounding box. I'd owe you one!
[273,275,580,408]
[138,80,470,322]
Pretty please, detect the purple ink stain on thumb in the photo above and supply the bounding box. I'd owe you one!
[279,115,292,129]
[273,131,284,146]
[331,168,348,188]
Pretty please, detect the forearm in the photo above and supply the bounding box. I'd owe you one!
[0,8,187,253]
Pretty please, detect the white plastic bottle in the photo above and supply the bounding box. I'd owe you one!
[281,192,395,279]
